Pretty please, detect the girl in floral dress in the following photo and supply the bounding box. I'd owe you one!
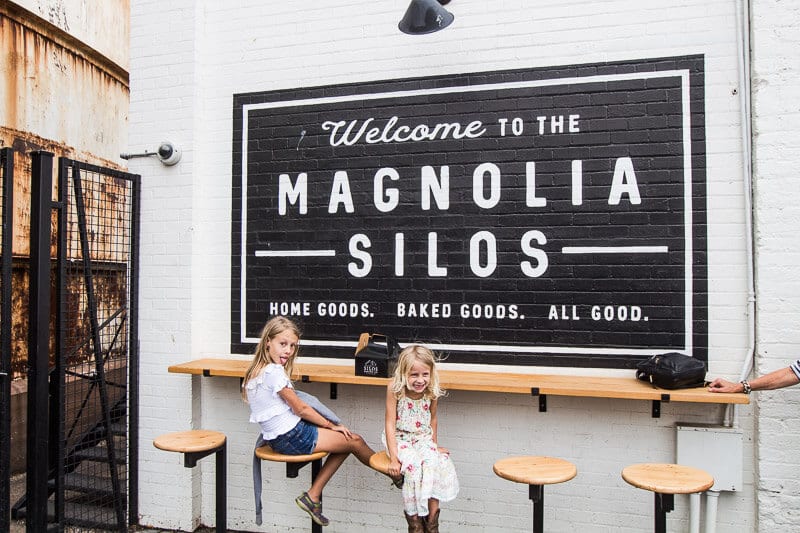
[384,345,459,533]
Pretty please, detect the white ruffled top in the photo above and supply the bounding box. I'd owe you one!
[245,363,300,440]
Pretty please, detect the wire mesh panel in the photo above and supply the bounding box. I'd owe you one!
[0,148,14,533]
[55,158,139,531]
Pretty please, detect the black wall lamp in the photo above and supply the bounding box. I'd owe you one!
[399,0,454,35]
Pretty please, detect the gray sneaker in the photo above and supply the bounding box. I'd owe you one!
[295,492,329,526]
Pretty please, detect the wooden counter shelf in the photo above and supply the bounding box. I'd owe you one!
[168,358,749,418]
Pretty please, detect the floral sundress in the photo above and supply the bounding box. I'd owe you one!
[383,395,459,516]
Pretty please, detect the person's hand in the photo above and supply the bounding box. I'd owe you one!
[437,447,450,456]
[388,457,402,478]
[328,423,353,439]
[708,378,741,393]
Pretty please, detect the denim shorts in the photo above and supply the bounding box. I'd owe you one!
[267,419,319,455]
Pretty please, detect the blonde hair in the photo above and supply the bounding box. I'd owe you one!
[390,344,444,399]
[242,316,301,401]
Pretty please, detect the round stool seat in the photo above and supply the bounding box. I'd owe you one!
[154,429,226,453]
[493,456,577,533]
[255,444,328,463]
[493,456,577,485]
[369,450,391,475]
[153,429,227,533]
[622,463,713,494]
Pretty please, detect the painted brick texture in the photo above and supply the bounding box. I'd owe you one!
[127,0,798,531]
[751,0,800,531]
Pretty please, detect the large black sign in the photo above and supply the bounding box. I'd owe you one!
[232,56,707,367]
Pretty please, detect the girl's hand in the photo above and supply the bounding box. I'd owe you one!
[388,457,402,478]
[437,447,450,456]
[328,423,353,439]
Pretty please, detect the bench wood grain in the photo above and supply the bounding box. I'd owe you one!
[493,456,577,486]
[255,445,328,463]
[154,429,226,453]
[368,450,391,475]
[167,358,748,406]
[622,463,714,495]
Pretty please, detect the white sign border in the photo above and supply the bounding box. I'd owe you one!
[238,69,695,357]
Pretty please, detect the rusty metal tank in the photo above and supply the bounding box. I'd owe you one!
[0,3,130,474]
[1,0,130,375]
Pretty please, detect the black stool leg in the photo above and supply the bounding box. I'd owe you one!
[654,492,673,533]
[183,444,227,533]
[311,458,322,533]
[529,484,544,533]
[215,444,226,533]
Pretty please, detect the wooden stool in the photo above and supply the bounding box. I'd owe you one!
[493,456,577,533]
[153,430,226,533]
[368,450,391,475]
[621,463,714,533]
[256,445,328,533]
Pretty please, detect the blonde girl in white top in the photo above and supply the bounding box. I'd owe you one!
[243,316,393,527]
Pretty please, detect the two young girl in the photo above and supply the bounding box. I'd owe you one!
[242,315,458,530]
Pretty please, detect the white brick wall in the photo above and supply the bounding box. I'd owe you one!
[751,0,800,531]
[131,0,201,529]
[127,0,800,530]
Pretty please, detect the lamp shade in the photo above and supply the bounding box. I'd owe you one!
[398,0,454,35]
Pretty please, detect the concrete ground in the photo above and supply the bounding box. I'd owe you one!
[9,473,218,533]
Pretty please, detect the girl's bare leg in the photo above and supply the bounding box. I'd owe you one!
[315,428,375,465]
[306,429,377,501]
[428,498,440,516]
[307,452,348,501]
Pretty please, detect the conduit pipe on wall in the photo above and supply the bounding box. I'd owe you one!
[705,491,721,533]
[689,493,701,532]
[730,0,755,431]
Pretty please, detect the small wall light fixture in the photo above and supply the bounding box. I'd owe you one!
[399,0,454,35]
[120,142,182,166]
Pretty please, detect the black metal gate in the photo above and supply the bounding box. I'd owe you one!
[53,157,140,531]
[12,152,139,531]
[0,147,14,533]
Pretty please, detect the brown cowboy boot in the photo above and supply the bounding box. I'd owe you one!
[424,509,440,533]
[405,513,425,533]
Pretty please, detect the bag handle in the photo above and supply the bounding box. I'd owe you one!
[354,333,399,356]
[355,333,371,354]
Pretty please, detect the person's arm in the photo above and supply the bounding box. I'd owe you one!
[279,387,352,437]
[384,385,402,477]
[708,366,800,393]
[295,390,341,426]
[430,398,439,445]
[429,398,449,455]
